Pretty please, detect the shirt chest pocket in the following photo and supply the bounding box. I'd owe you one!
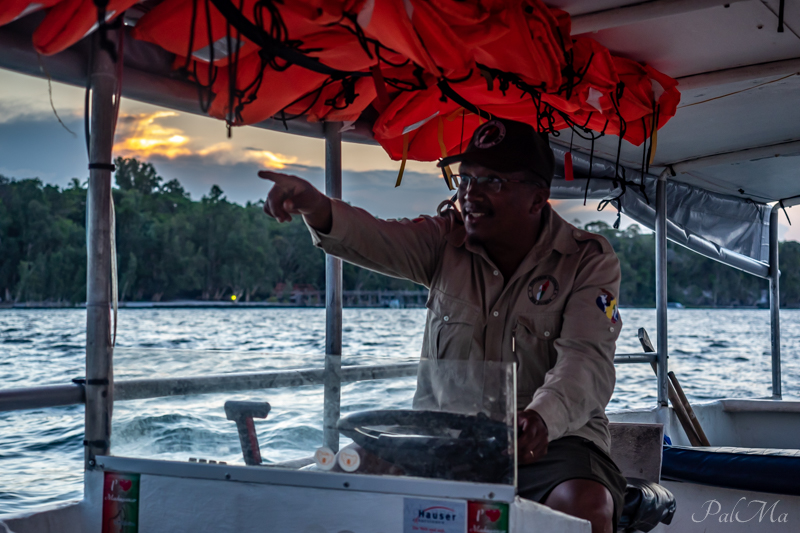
[424,289,480,363]
[514,313,563,396]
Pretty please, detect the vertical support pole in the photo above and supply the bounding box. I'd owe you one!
[655,170,669,407]
[769,206,782,398]
[85,35,117,469]
[323,122,343,451]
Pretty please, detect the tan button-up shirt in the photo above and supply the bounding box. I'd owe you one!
[307,200,622,454]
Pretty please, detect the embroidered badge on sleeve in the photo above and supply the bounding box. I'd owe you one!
[596,289,620,323]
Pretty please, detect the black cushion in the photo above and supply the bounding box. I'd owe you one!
[662,446,800,496]
[618,479,676,532]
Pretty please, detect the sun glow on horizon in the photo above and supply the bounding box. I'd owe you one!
[112,111,305,170]
[246,149,299,170]
[114,111,191,159]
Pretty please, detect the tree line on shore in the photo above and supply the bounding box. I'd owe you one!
[2,157,800,307]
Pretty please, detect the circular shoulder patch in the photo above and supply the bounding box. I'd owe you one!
[528,275,559,305]
[473,119,506,149]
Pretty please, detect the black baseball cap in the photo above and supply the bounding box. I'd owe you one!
[437,118,555,186]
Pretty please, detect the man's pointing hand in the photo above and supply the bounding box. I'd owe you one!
[259,170,332,232]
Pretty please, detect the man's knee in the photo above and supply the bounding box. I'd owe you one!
[544,479,614,533]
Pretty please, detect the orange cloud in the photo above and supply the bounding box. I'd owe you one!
[113,111,304,170]
[242,149,299,170]
[195,143,300,169]
[114,111,191,159]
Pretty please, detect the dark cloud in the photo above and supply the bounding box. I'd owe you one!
[0,111,87,184]
[144,153,447,218]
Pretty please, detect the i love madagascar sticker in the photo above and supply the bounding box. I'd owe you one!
[468,501,509,533]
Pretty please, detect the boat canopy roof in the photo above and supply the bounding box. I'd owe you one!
[0,0,798,274]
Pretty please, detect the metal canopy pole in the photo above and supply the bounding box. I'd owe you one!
[769,206,782,398]
[655,170,670,407]
[84,33,117,469]
[323,122,343,451]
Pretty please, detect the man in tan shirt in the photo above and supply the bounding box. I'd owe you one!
[260,118,625,533]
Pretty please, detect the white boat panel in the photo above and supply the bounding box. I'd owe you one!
[660,479,798,532]
[677,58,800,92]
[0,500,84,533]
[570,0,751,35]
[579,2,800,78]
[547,0,644,18]
[721,399,800,413]
[763,0,800,33]
[97,456,516,503]
[610,400,800,450]
[88,458,587,533]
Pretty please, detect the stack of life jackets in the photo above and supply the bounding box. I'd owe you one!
[3,0,681,168]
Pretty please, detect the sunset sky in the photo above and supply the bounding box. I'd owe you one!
[1,67,797,241]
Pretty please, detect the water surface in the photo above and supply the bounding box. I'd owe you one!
[1,308,797,515]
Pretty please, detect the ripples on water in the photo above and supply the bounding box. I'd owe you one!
[1,308,798,515]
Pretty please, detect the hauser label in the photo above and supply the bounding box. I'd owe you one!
[403,497,467,533]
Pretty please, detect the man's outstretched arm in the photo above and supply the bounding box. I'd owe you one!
[259,170,449,288]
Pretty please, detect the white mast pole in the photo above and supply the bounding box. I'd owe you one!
[769,205,782,398]
[655,169,670,408]
[323,122,343,451]
[84,32,117,469]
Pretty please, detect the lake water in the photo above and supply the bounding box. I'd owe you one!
[1,307,799,515]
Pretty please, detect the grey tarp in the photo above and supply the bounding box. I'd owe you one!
[549,144,771,278]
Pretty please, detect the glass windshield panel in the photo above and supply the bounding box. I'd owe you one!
[332,359,515,485]
[109,348,515,486]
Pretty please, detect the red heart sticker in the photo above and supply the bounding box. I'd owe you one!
[119,479,132,492]
[485,509,501,522]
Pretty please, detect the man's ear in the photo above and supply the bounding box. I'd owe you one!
[528,187,550,214]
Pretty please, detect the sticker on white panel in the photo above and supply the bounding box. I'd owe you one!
[403,497,467,533]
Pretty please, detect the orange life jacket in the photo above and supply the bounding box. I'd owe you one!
[604,57,680,146]
[32,0,139,55]
[472,0,568,93]
[133,0,267,67]
[133,0,370,67]
[22,0,682,160]
[204,54,328,125]
[0,0,63,28]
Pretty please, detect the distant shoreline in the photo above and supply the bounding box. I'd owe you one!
[0,301,787,310]
[0,300,427,310]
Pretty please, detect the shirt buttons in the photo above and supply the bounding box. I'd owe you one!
[544,331,550,337]
[443,316,450,322]
[609,326,615,332]
[573,230,582,238]
[493,311,499,317]
[493,270,499,276]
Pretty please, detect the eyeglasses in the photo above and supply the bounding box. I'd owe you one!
[451,174,533,193]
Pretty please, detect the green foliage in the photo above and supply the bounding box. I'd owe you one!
[587,221,772,308]
[0,158,793,306]
[0,159,416,304]
[0,175,86,303]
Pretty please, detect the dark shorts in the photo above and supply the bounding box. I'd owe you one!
[518,436,627,528]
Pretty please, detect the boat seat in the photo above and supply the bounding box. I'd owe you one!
[662,445,800,496]
[618,478,676,532]
[609,422,676,531]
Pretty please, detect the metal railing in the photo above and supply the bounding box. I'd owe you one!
[0,353,657,413]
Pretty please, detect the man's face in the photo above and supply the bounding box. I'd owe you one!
[456,162,550,246]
